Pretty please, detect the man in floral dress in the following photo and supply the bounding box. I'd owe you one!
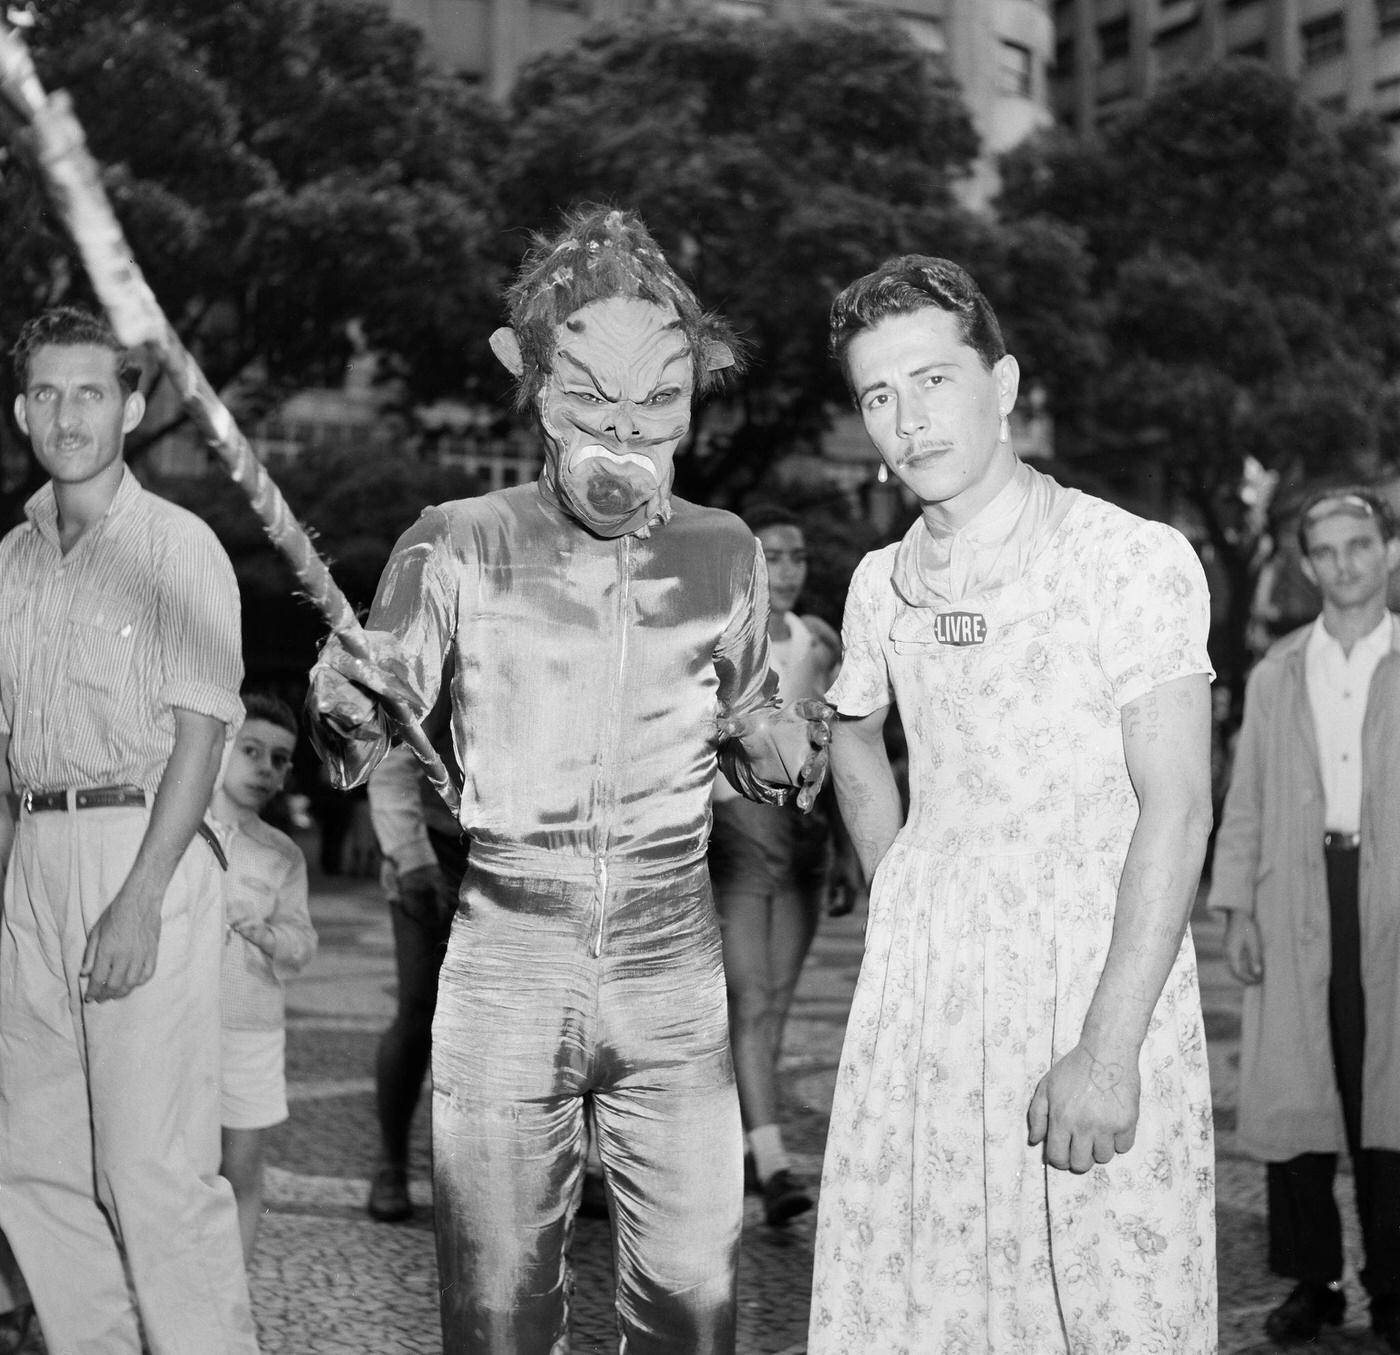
[810,256,1217,1354]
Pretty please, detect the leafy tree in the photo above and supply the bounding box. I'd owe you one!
[1,0,507,522]
[997,61,1400,687]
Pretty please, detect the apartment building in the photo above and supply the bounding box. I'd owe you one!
[1052,0,1400,135]
[368,0,1054,202]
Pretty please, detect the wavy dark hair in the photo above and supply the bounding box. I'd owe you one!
[11,306,141,394]
[828,256,1005,396]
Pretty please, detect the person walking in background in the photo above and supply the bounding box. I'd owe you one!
[809,257,1217,1353]
[708,506,850,1227]
[214,692,318,1261]
[0,307,257,1353]
[1209,485,1400,1349]
[365,724,464,1224]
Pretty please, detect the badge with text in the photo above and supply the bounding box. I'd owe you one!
[931,611,988,646]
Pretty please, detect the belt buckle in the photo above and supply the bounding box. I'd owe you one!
[20,790,33,814]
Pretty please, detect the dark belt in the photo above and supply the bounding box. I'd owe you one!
[21,784,147,813]
[18,784,227,870]
[1324,831,1361,852]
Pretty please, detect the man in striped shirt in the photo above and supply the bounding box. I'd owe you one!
[0,308,258,1354]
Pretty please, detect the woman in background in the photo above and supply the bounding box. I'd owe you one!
[709,507,849,1227]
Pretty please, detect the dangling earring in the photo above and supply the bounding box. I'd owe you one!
[998,411,1010,444]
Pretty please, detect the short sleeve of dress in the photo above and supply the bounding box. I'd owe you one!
[828,550,895,717]
[1097,519,1214,709]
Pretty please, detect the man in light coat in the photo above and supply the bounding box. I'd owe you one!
[1210,484,1400,1349]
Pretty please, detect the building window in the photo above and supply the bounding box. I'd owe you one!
[1301,13,1345,66]
[1375,72,1400,118]
[1155,0,1199,35]
[1225,0,1259,8]
[1098,16,1130,62]
[897,13,946,55]
[998,39,1034,97]
[1380,0,1400,37]
[1054,35,1075,76]
[1230,38,1267,59]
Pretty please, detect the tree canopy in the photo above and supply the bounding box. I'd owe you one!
[1,0,506,516]
[997,60,1400,681]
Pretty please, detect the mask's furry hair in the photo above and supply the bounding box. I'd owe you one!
[502,205,743,409]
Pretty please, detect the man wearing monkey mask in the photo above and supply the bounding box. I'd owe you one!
[307,207,830,1354]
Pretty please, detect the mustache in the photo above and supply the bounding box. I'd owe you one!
[899,442,952,466]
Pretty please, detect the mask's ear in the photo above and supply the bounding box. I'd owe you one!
[702,339,734,373]
[489,327,525,377]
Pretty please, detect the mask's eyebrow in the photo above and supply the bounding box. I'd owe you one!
[556,324,692,401]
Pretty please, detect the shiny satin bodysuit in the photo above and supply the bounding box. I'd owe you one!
[314,480,777,1354]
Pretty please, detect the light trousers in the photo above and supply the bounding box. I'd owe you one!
[432,850,742,1354]
[0,804,258,1355]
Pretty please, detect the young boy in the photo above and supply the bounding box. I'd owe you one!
[213,693,317,1261]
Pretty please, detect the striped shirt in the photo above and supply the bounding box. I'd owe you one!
[0,466,243,792]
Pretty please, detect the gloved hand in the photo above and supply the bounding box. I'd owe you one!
[719,697,834,812]
[308,630,419,741]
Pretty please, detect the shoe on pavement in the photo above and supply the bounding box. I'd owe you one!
[367,1165,414,1222]
[1263,1280,1346,1343]
[761,1168,813,1228]
[1374,1294,1400,1351]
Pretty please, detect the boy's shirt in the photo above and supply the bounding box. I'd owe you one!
[215,815,316,1030]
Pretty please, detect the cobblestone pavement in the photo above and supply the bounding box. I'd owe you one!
[12,858,1389,1352]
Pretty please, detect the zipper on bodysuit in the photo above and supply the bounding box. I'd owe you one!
[592,535,632,958]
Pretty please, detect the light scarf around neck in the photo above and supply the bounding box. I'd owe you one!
[891,462,1078,609]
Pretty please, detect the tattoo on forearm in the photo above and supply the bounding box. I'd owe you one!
[1123,693,1163,745]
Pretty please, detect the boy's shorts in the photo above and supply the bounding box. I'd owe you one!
[220,1026,288,1130]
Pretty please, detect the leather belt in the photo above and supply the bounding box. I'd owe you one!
[1324,831,1361,852]
[17,785,227,870]
[21,784,147,813]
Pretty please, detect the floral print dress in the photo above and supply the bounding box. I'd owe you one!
[809,492,1217,1355]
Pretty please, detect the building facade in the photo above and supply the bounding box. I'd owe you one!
[368,0,1054,202]
[1052,0,1400,135]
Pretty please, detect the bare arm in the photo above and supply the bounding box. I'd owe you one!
[1207,671,1270,984]
[1027,673,1213,1171]
[81,708,226,1003]
[831,705,904,881]
[368,743,437,877]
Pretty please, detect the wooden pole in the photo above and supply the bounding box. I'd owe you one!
[0,21,461,814]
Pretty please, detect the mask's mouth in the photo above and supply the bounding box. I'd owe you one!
[567,444,659,482]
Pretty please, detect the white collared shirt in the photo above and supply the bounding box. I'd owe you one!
[1305,612,1394,832]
